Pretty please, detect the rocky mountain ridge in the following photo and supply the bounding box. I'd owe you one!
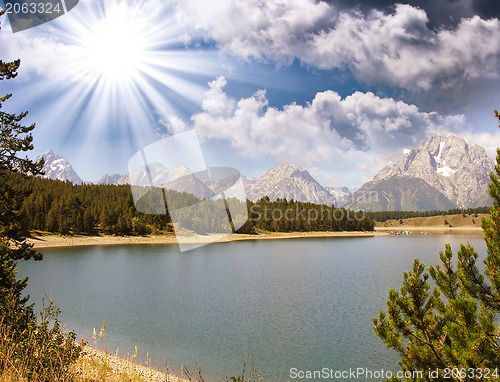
[350,136,494,210]
[39,135,494,211]
[39,149,83,184]
[244,164,337,206]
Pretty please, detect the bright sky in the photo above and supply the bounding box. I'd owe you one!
[1,0,500,187]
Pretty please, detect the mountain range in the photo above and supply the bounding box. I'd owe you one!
[38,135,495,211]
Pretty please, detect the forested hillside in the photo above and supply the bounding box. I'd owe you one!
[2,170,375,236]
[3,169,173,235]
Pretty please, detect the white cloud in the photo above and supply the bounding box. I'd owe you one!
[158,115,187,135]
[6,0,500,92]
[312,6,500,90]
[175,1,500,90]
[201,76,235,117]
[174,0,331,64]
[192,76,466,167]
[0,26,69,80]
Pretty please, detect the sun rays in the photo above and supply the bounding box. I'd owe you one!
[20,0,223,160]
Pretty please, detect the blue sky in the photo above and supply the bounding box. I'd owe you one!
[1,0,500,187]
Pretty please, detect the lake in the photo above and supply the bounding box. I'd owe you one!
[18,234,487,381]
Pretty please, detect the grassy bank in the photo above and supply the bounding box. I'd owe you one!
[375,212,488,234]
[0,345,184,382]
[74,346,186,382]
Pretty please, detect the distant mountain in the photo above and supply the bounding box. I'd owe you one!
[348,136,494,211]
[348,176,457,211]
[105,163,337,205]
[123,163,214,200]
[245,164,336,206]
[40,135,494,211]
[162,165,214,200]
[325,186,354,207]
[98,174,129,185]
[40,149,83,184]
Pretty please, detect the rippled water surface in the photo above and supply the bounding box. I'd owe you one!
[18,234,486,381]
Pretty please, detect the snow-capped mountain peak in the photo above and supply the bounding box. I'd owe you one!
[246,164,336,206]
[40,150,83,184]
[168,164,193,181]
[352,135,494,210]
[38,135,494,211]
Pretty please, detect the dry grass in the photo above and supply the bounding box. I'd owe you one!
[0,340,187,382]
[0,302,181,382]
[376,213,489,228]
[73,346,183,382]
[0,348,178,382]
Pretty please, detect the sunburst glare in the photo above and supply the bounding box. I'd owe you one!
[21,0,224,163]
[81,4,148,83]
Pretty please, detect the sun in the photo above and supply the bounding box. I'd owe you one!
[32,0,225,159]
[79,3,150,84]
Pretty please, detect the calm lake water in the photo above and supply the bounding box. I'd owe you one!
[18,235,486,381]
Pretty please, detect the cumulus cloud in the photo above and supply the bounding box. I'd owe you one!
[174,0,332,64]
[332,0,498,29]
[191,76,466,166]
[175,1,500,90]
[6,0,500,92]
[158,115,188,135]
[0,25,69,80]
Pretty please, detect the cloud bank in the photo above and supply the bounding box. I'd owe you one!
[180,76,466,167]
[175,1,500,90]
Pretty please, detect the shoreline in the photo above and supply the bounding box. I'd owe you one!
[375,226,483,235]
[79,345,188,382]
[26,226,484,250]
[27,230,387,249]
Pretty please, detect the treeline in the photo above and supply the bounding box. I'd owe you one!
[2,170,375,236]
[246,197,374,232]
[366,206,490,222]
[3,169,174,236]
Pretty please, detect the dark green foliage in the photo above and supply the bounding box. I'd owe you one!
[0,242,29,312]
[2,170,175,235]
[0,42,43,262]
[0,41,81,380]
[248,197,374,232]
[374,111,500,381]
[0,49,44,261]
[0,284,82,381]
[3,171,374,235]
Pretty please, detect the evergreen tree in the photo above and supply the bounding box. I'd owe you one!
[374,111,500,381]
[0,13,81,379]
[0,10,42,308]
[0,29,44,261]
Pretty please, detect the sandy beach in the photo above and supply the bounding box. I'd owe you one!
[78,345,189,382]
[27,230,387,249]
[25,223,486,250]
